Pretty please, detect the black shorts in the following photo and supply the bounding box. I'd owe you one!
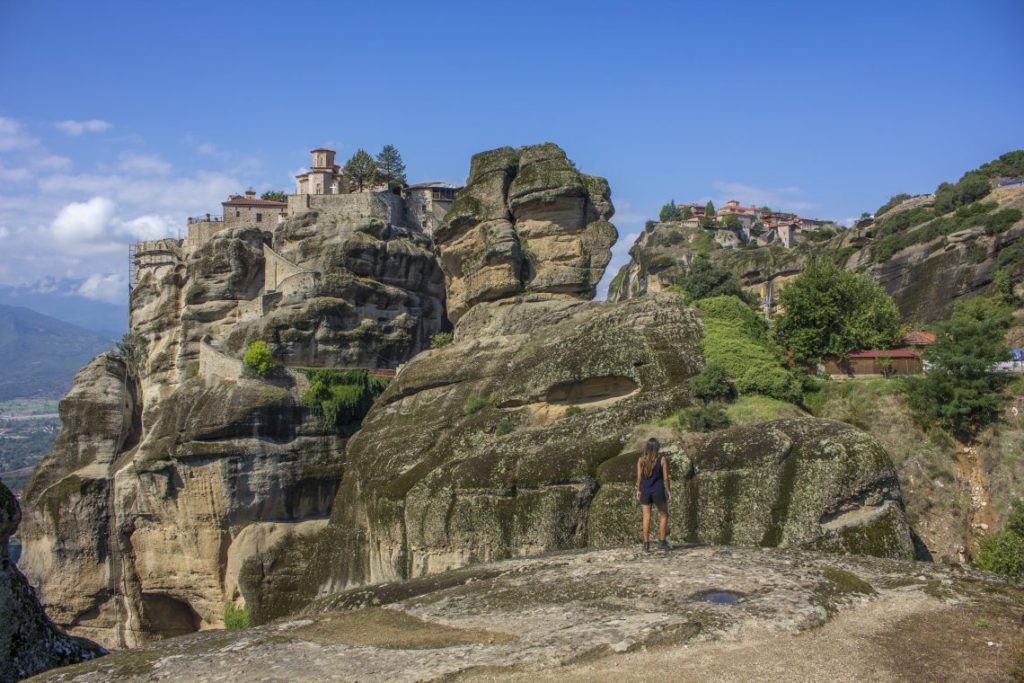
[639,490,666,506]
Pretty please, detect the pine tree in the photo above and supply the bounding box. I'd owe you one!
[375,144,406,186]
[705,200,716,217]
[343,149,378,192]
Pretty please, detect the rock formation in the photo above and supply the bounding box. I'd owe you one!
[436,143,616,323]
[21,191,444,648]
[1,481,104,680]
[610,184,1024,324]
[22,142,918,647]
[235,145,914,625]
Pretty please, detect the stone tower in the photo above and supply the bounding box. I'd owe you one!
[295,148,343,195]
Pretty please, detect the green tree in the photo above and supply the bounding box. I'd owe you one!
[673,253,750,302]
[773,257,902,361]
[723,214,742,230]
[691,362,736,403]
[992,269,1016,305]
[375,144,406,185]
[243,340,275,377]
[680,205,693,220]
[904,297,1012,435]
[343,149,378,191]
[659,200,683,223]
[975,501,1024,580]
[705,200,716,218]
[260,190,287,202]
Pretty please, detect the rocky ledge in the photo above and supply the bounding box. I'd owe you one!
[31,546,1024,683]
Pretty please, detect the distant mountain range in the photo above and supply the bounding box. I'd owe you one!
[0,304,117,401]
[0,282,126,337]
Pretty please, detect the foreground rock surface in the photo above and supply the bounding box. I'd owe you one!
[30,546,1024,683]
[0,482,104,681]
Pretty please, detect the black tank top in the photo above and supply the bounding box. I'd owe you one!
[640,454,664,494]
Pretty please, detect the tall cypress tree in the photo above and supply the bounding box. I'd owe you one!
[375,144,406,185]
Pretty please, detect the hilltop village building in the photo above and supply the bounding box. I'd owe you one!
[137,146,460,302]
[672,200,834,249]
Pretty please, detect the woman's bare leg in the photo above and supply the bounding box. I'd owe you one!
[656,502,669,542]
[641,504,652,543]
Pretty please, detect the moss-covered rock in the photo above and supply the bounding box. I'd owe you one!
[591,418,915,559]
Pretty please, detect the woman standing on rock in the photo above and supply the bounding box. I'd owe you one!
[636,437,671,553]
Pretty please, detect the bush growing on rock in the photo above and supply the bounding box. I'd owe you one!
[691,362,735,403]
[430,331,454,348]
[224,602,250,630]
[976,503,1024,581]
[673,253,751,303]
[301,369,389,434]
[243,340,275,377]
[677,404,731,432]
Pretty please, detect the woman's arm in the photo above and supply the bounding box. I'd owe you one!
[636,458,642,501]
[662,456,671,500]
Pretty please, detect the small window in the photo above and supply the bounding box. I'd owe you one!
[256,213,262,222]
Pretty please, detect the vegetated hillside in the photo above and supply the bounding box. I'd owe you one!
[0,305,116,400]
[610,151,1024,324]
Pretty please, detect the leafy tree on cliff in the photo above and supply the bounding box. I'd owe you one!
[673,253,751,303]
[343,149,378,191]
[260,190,287,202]
[904,297,1013,435]
[705,200,716,217]
[772,257,902,361]
[680,205,693,220]
[659,200,684,223]
[375,144,406,186]
[723,214,742,230]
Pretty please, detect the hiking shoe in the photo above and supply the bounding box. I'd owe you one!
[657,540,671,552]
[642,542,650,554]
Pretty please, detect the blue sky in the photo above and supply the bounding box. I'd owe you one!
[0,0,1021,306]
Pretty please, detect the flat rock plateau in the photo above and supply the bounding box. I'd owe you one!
[29,545,1024,683]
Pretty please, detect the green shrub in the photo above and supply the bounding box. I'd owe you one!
[696,296,804,403]
[464,395,488,416]
[243,340,275,377]
[976,503,1024,581]
[691,362,735,403]
[430,331,454,349]
[224,603,250,630]
[875,193,912,217]
[301,368,389,434]
[673,253,751,303]
[677,404,730,432]
[496,417,515,435]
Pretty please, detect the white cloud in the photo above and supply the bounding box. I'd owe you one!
[711,181,818,213]
[0,117,39,151]
[76,273,126,304]
[117,152,171,175]
[51,196,116,243]
[197,143,218,156]
[120,214,176,240]
[0,163,32,183]
[54,119,112,136]
[34,154,72,171]
[0,226,10,239]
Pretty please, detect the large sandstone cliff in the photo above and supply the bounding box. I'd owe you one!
[21,191,444,648]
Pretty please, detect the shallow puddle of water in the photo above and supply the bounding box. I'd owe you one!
[693,590,743,605]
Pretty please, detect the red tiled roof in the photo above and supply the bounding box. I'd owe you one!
[846,348,920,359]
[222,195,287,207]
[902,331,937,346]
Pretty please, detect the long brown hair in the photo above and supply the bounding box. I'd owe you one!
[639,437,660,477]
